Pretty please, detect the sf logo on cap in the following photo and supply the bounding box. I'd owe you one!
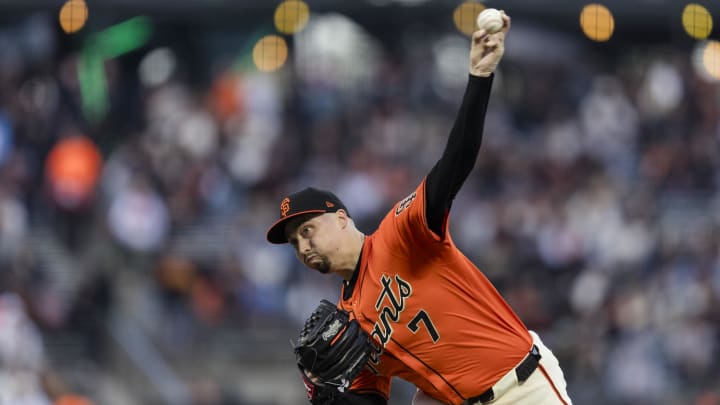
[281,197,291,217]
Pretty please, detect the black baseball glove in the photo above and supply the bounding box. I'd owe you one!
[293,300,378,404]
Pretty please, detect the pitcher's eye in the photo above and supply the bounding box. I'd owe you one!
[301,225,313,237]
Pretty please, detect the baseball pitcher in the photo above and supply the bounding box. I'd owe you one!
[266,11,573,405]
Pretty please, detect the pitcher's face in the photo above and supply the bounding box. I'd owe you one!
[285,212,344,274]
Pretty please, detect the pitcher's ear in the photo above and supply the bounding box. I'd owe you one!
[335,209,350,227]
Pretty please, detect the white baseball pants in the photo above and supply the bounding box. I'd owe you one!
[412,331,572,405]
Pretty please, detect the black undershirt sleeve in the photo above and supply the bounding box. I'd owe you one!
[425,74,493,237]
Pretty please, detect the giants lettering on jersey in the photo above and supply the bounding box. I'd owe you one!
[395,192,417,216]
[371,274,413,349]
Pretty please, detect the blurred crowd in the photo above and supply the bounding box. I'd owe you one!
[1,8,719,405]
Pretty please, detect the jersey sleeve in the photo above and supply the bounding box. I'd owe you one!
[376,179,449,255]
[349,368,391,400]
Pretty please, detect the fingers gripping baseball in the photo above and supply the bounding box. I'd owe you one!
[293,300,378,402]
[470,10,510,77]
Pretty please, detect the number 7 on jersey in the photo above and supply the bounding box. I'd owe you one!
[408,309,440,343]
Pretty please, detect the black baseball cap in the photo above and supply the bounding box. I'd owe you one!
[266,187,349,244]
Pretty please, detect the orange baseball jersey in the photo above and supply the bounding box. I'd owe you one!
[339,179,533,405]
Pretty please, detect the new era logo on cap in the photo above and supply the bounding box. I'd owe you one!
[266,187,349,244]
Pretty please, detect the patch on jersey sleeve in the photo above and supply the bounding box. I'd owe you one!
[394,191,417,216]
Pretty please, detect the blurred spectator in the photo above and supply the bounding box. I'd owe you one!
[107,175,169,253]
[0,293,52,405]
[45,136,102,212]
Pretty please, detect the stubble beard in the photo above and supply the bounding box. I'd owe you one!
[311,256,331,274]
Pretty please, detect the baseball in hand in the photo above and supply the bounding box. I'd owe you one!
[476,8,503,34]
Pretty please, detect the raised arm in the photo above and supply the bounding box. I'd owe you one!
[425,11,510,236]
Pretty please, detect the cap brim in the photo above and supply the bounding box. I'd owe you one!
[266,210,327,244]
